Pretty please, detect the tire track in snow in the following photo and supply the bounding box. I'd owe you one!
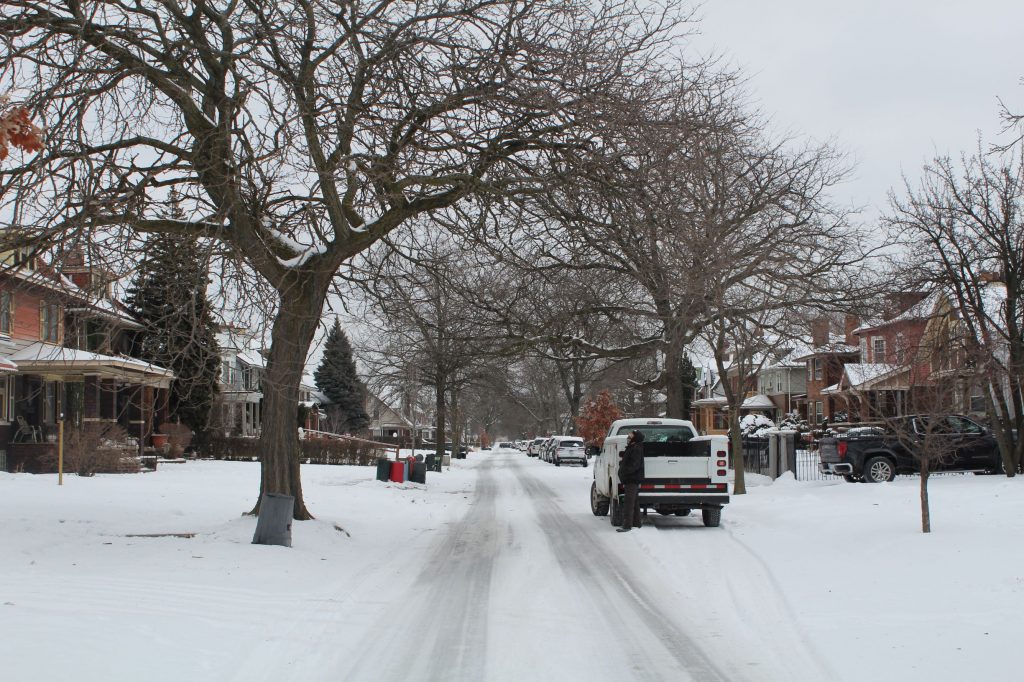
[340,458,499,682]
[514,465,730,682]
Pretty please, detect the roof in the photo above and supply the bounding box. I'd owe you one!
[855,291,941,334]
[794,342,861,361]
[841,363,910,391]
[740,394,776,410]
[9,342,174,385]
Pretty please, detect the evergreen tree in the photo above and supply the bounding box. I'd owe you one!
[315,319,370,433]
[125,227,220,443]
[679,354,697,418]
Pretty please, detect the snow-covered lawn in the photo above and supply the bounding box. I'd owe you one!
[0,457,1019,681]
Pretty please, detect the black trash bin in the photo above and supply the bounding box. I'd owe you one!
[409,462,427,484]
[425,454,441,473]
[375,457,391,482]
[252,493,294,547]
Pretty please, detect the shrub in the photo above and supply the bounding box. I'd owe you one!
[39,424,137,476]
[739,413,775,438]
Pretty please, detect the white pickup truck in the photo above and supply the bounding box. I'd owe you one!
[589,418,730,527]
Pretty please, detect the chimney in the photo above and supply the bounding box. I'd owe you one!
[811,318,830,347]
[844,314,860,345]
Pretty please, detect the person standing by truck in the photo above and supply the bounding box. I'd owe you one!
[617,430,645,532]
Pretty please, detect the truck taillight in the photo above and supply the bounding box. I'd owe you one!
[838,441,848,459]
[717,469,727,477]
[717,459,726,467]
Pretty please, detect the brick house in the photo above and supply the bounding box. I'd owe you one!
[793,316,861,425]
[0,245,174,473]
[829,292,936,421]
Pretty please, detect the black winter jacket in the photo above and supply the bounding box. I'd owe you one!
[617,434,645,484]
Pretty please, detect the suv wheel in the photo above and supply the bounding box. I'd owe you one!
[701,507,721,527]
[863,456,896,483]
[591,481,609,516]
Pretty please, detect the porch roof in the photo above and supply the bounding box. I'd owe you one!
[841,363,910,391]
[0,355,16,373]
[740,394,776,410]
[10,342,174,387]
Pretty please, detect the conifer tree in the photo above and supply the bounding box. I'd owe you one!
[315,319,370,434]
[125,226,220,443]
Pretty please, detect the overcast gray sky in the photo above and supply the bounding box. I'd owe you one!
[691,0,1024,224]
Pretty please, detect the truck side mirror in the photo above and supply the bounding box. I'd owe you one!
[586,445,599,457]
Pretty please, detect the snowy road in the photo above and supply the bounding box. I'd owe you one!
[330,453,828,682]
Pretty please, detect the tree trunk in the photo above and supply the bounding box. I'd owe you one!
[449,387,461,456]
[730,417,746,495]
[434,372,447,459]
[663,326,689,419]
[920,461,931,533]
[252,274,331,520]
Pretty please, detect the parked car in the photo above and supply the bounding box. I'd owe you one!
[818,415,1003,482]
[527,437,546,458]
[542,437,558,463]
[590,418,730,527]
[492,441,517,453]
[551,436,587,467]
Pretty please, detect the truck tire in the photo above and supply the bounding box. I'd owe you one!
[863,456,896,483]
[610,495,624,527]
[555,456,560,467]
[590,481,609,516]
[581,458,588,468]
[702,506,721,527]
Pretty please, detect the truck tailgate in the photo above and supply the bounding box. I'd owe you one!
[644,439,714,480]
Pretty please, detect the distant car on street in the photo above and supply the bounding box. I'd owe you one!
[492,441,517,453]
[550,436,587,467]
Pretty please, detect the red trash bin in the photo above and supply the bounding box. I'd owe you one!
[389,461,405,483]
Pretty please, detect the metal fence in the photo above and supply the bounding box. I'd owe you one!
[738,437,840,481]
[741,437,770,476]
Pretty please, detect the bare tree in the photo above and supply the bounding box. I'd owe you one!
[1,0,685,518]
[352,228,500,458]
[887,142,1024,476]
[471,65,873,419]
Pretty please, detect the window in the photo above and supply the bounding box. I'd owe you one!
[815,401,824,424]
[39,301,62,343]
[969,395,985,413]
[0,291,11,336]
[615,424,695,442]
[43,381,59,424]
[0,376,9,422]
[872,337,886,363]
[813,358,823,381]
[859,338,868,362]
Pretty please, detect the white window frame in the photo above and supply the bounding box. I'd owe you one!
[872,336,886,363]
[0,291,11,336]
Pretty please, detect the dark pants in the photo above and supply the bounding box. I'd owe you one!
[621,483,642,529]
